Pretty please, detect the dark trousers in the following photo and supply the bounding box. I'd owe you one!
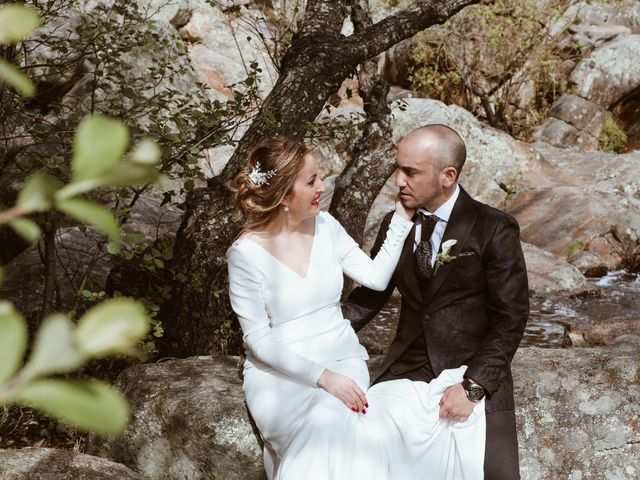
[485,409,520,480]
[377,368,521,480]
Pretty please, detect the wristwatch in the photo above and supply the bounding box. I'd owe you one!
[462,378,485,402]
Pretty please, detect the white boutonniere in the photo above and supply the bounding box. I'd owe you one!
[434,239,457,275]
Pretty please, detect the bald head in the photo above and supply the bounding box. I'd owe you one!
[400,124,466,179]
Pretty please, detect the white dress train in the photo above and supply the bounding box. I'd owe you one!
[227,211,485,480]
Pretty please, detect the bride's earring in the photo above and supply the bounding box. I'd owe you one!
[284,204,289,213]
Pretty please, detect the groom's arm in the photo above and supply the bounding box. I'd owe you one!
[342,212,397,332]
[465,213,529,396]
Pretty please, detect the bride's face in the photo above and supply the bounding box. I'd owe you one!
[285,153,325,220]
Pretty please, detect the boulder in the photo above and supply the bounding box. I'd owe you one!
[522,243,597,296]
[588,237,625,271]
[82,340,639,480]
[86,356,265,480]
[181,2,277,100]
[568,250,608,278]
[0,448,146,480]
[570,34,640,109]
[514,337,640,480]
[570,24,631,47]
[571,0,640,34]
[507,144,640,263]
[533,94,611,150]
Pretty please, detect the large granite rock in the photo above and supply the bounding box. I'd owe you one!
[86,356,265,480]
[568,250,609,278]
[522,243,597,296]
[570,34,640,109]
[507,144,640,262]
[569,0,640,35]
[0,448,146,480]
[180,1,277,100]
[533,94,611,150]
[80,339,640,480]
[513,336,640,480]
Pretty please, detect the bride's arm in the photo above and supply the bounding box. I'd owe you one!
[227,245,325,386]
[332,201,413,291]
[228,244,368,412]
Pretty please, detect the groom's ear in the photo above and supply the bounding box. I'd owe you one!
[441,166,458,187]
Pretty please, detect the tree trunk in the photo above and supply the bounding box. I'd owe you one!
[162,0,479,357]
[330,0,398,297]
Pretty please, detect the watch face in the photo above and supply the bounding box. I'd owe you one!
[468,386,484,401]
[463,380,485,401]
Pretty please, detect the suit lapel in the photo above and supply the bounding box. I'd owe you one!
[420,187,478,305]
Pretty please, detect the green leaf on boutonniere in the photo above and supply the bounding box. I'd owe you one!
[434,239,458,275]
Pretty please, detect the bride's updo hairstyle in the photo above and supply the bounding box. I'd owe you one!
[232,137,310,231]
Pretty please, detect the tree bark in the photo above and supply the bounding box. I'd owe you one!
[330,0,398,299]
[162,0,479,357]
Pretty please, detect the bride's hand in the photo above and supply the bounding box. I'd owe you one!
[317,369,368,413]
[394,193,415,221]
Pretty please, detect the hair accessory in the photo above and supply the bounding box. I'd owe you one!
[247,162,277,187]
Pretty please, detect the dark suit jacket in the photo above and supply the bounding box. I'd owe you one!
[342,186,529,413]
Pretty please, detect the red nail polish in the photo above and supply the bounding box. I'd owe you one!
[352,408,357,412]
[365,403,369,408]
[362,409,366,414]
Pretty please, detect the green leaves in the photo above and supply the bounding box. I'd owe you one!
[9,218,42,243]
[0,5,41,44]
[0,4,40,97]
[0,302,27,384]
[21,315,84,381]
[130,138,161,165]
[0,298,150,435]
[13,379,129,435]
[0,59,35,97]
[75,298,149,357]
[17,172,61,213]
[0,114,162,249]
[72,115,129,183]
[57,197,121,250]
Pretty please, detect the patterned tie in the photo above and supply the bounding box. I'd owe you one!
[414,212,439,279]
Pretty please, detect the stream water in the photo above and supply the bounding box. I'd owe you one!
[359,270,640,351]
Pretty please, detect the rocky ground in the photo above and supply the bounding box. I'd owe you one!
[2,0,639,478]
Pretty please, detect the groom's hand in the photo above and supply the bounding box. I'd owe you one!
[438,384,475,422]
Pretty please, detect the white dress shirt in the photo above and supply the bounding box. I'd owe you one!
[413,184,460,266]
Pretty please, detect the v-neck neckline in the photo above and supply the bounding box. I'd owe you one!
[241,215,318,280]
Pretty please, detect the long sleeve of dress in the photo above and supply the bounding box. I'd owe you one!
[330,211,412,291]
[227,245,326,387]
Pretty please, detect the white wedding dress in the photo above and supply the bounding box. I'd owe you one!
[227,211,485,480]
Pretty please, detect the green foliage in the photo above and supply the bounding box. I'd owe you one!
[0,5,159,436]
[599,117,628,153]
[409,0,578,139]
[2,113,162,250]
[0,4,40,96]
[0,302,27,385]
[13,379,130,436]
[566,239,586,258]
[2,0,262,210]
[115,234,176,354]
[0,298,149,435]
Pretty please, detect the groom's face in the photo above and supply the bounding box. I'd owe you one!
[395,137,445,212]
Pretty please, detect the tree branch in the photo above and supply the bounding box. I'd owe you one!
[344,0,479,63]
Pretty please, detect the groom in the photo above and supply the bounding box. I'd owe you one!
[343,124,529,479]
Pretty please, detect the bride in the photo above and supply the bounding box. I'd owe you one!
[227,138,485,479]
